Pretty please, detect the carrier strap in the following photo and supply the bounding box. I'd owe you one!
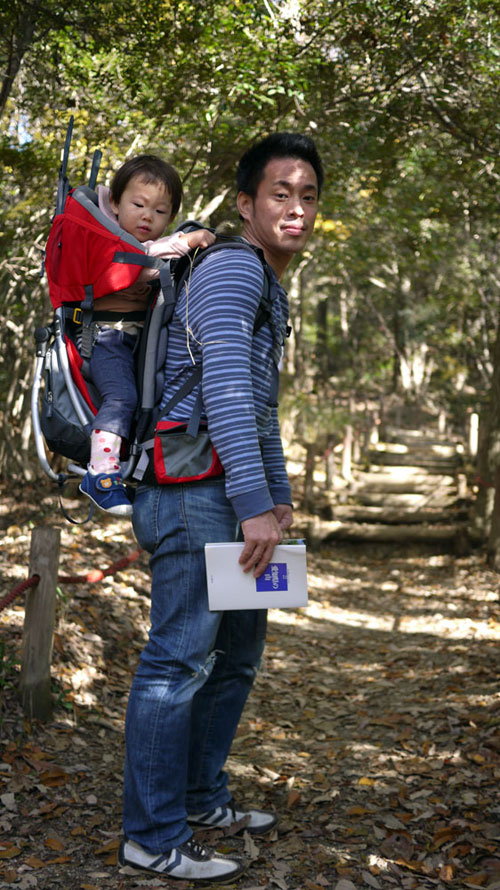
[132,365,203,483]
[161,365,203,423]
[112,251,166,270]
[79,285,95,360]
[63,307,147,324]
[155,274,270,439]
[59,487,95,525]
[132,239,277,483]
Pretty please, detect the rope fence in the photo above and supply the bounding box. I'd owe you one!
[2,527,144,721]
[0,548,142,614]
[0,575,40,614]
[58,548,143,585]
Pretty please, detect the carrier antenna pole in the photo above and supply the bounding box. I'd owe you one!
[88,149,102,191]
[55,115,74,217]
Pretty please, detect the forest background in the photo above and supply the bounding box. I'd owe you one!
[2,0,500,543]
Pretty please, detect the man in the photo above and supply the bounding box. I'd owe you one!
[119,132,323,883]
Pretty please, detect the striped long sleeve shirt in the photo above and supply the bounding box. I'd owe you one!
[160,245,292,521]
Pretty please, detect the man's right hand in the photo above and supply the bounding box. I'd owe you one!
[239,510,283,578]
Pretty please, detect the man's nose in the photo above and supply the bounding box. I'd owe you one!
[288,197,304,217]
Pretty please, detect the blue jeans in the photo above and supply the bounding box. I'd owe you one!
[124,478,267,853]
[88,327,138,439]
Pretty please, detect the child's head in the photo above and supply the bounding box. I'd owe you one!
[110,154,183,243]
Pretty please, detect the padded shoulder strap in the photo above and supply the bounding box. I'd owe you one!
[173,236,273,330]
[133,237,275,449]
[70,187,152,251]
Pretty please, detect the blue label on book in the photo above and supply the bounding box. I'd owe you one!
[256,562,288,592]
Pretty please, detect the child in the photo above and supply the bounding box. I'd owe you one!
[79,154,215,516]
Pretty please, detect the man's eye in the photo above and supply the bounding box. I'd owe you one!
[156,209,167,215]
[133,202,144,208]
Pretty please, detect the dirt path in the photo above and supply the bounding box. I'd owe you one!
[2,490,500,889]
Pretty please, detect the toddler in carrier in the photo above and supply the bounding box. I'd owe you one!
[79,154,215,516]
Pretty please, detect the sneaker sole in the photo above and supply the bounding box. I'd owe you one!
[79,484,133,517]
[189,814,279,836]
[118,854,246,883]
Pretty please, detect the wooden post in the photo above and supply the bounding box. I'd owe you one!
[342,425,353,481]
[20,527,60,721]
[324,444,336,491]
[364,411,379,450]
[469,411,479,459]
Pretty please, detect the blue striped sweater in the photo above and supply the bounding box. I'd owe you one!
[160,245,292,521]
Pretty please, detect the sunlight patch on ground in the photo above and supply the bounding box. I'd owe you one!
[268,593,500,642]
[394,613,500,640]
[305,599,396,632]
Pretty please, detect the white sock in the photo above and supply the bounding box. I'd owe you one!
[89,429,122,474]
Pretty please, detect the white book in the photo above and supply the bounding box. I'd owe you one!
[204,541,308,611]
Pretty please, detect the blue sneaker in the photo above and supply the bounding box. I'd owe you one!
[79,471,133,517]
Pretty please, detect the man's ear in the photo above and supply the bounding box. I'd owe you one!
[237,191,253,220]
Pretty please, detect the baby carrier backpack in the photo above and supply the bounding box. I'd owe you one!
[31,119,273,519]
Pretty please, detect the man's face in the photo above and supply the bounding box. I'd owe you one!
[237,156,318,274]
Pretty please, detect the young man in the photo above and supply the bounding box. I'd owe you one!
[119,132,323,883]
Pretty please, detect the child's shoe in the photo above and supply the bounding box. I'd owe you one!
[79,470,133,517]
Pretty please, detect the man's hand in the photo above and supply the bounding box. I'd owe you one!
[239,510,283,578]
[273,503,293,532]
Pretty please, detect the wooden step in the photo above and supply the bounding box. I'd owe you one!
[322,428,468,545]
[373,441,461,459]
[369,452,461,472]
[356,492,459,509]
[310,518,468,545]
[354,472,456,492]
[384,427,462,448]
[331,505,467,525]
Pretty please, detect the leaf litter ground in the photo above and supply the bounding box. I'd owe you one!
[1,485,500,890]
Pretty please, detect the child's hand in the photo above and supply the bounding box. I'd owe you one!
[184,229,216,250]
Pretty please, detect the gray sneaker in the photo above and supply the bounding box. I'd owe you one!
[118,836,246,883]
[188,798,279,835]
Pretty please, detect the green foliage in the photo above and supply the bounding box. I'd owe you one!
[2,0,500,476]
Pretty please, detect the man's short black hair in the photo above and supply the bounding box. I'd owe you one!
[236,132,324,199]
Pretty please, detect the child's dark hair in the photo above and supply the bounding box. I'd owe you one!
[111,154,183,217]
[236,132,324,199]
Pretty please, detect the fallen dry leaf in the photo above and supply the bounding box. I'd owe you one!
[0,847,21,860]
[44,837,65,852]
[3,501,500,889]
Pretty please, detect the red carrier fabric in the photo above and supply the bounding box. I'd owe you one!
[45,187,147,309]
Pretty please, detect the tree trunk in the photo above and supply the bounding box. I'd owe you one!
[487,464,500,570]
[485,317,500,564]
[0,7,41,120]
[469,407,495,543]
[324,438,336,491]
[302,442,317,512]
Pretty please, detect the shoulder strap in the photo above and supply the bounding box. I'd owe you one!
[173,235,273,333]
[133,237,274,449]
